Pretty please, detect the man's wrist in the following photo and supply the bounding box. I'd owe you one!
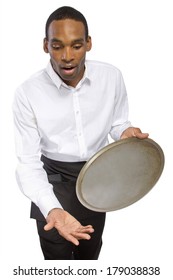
[48,208,63,215]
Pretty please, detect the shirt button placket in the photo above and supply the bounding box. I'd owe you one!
[73,91,86,159]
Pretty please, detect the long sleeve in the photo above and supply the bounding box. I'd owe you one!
[13,87,62,218]
[109,70,132,141]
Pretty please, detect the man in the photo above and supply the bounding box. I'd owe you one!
[13,6,148,260]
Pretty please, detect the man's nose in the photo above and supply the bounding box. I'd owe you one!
[61,47,74,62]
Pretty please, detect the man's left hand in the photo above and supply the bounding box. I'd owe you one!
[121,127,149,139]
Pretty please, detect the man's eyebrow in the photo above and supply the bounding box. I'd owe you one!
[50,38,62,43]
[50,38,85,44]
[72,38,85,43]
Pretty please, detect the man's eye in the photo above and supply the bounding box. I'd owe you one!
[52,45,62,50]
[73,45,82,50]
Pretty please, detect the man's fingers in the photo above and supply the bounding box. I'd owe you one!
[63,232,91,245]
[78,226,94,234]
[44,221,54,231]
[58,231,91,246]
[57,225,94,245]
[73,232,92,240]
[135,132,149,139]
[132,128,149,139]
[65,234,80,246]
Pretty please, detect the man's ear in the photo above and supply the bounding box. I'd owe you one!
[43,38,49,53]
[86,36,92,52]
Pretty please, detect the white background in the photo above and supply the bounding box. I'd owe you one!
[0,0,172,279]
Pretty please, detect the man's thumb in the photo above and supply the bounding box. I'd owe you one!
[44,221,54,231]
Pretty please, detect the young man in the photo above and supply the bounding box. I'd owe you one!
[13,6,148,260]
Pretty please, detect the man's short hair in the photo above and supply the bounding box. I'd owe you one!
[45,6,89,40]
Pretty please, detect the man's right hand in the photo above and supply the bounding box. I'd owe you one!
[44,208,94,246]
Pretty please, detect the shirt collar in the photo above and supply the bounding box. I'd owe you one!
[46,61,92,90]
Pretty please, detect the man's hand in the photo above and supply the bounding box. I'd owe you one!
[121,127,149,139]
[44,208,94,246]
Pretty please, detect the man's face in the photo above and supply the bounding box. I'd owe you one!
[44,19,92,87]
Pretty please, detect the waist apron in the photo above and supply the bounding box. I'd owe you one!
[31,155,104,222]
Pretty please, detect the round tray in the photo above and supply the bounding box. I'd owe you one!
[76,138,164,212]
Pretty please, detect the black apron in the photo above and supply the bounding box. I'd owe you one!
[31,155,104,222]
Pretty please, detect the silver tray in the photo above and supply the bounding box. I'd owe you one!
[76,138,164,212]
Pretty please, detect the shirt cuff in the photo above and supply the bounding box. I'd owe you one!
[110,121,132,141]
[37,188,63,218]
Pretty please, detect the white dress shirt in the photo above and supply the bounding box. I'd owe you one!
[13,60,131,218]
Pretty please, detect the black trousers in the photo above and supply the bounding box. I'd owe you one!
[31,155,106,260]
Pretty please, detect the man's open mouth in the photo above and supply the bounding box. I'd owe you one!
[61,66,77,75]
